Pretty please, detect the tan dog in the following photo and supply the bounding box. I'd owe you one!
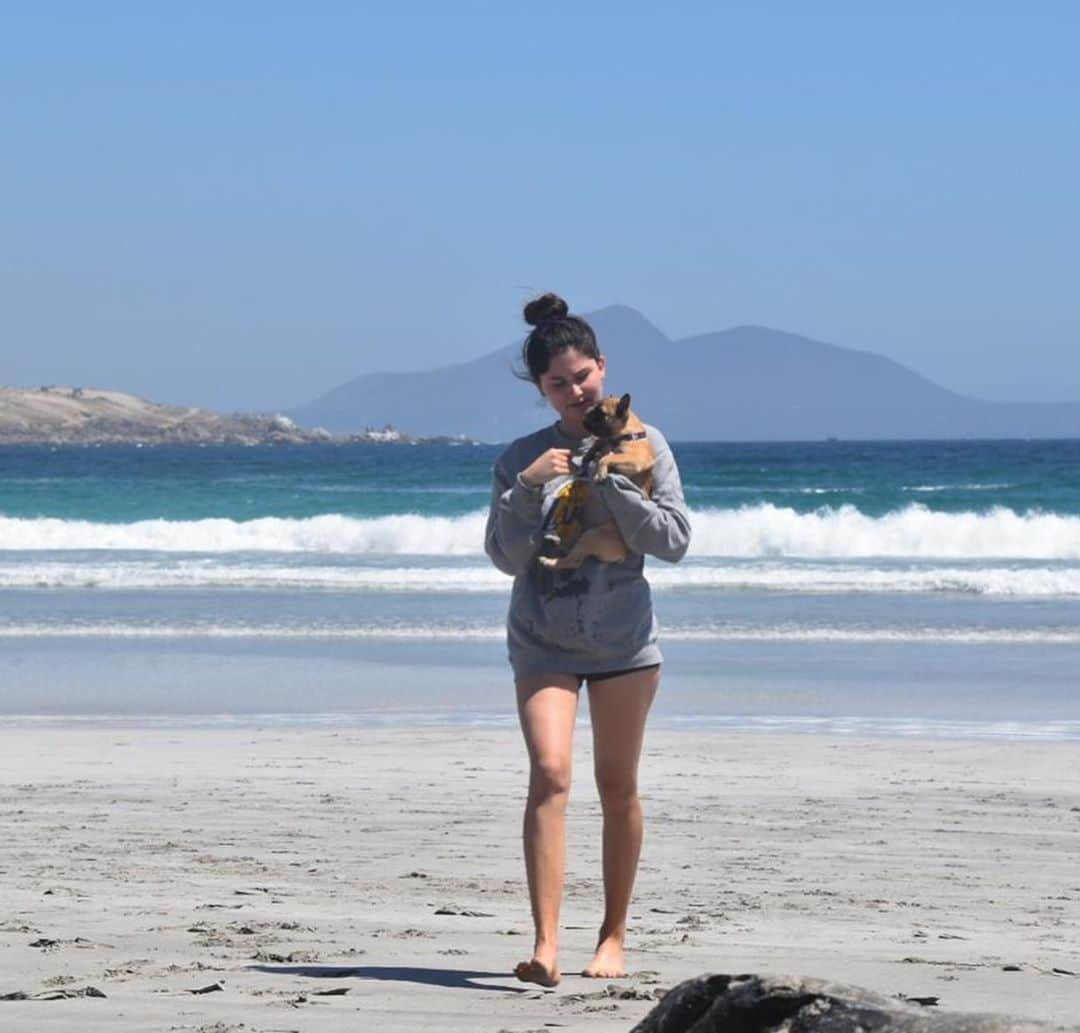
[538,393,655,570]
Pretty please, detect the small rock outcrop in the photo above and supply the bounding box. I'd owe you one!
[629,974,1076,1033]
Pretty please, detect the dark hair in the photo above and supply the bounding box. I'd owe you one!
[517,292,601,384]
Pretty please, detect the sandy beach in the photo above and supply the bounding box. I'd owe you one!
[1,724,1078,1031]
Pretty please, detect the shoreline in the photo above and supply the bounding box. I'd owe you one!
[2,726,1077,1029]
[3,710,1080,743]
[4,632,1080,736]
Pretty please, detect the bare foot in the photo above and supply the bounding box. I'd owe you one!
[582,935,626,978]
[514,944,560,987]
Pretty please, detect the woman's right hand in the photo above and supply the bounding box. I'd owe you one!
[520,448,573,488]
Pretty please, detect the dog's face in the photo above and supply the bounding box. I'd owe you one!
[582,393,632,440]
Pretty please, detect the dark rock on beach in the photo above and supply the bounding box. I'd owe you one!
[1,986,106,1001]
[629,974,1078,1033]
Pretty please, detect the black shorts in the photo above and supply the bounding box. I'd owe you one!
[577,663,660,687]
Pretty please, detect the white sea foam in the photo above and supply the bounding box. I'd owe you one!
[2,621,1079,645]
[0,561,507,592]
[0,622,505,640]
[687,503,1080,559]
[2,558,1079,597]
[666,624,1080,644]
[652,562,1080,597]
[900,483,1014,493]
[4,712,1078,740]
[2,502,1080,562]
[660,715,1080,742]
[0,512,488,555]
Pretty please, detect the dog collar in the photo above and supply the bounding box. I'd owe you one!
[571,429,648,475]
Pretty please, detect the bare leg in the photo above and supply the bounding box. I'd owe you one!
[582,666,660,978]
[514,673,581,987]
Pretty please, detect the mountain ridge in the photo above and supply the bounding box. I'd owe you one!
[289,308,1080,442]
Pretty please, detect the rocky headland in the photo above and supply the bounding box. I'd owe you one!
[0,386,469,446]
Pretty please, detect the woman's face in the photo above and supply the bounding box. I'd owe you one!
[537,348,607,437]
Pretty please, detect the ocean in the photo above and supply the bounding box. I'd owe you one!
[2,437,1079,738]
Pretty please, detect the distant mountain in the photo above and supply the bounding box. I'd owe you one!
[288,307,1080,442]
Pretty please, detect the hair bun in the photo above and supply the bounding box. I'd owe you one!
[523,293,570,327]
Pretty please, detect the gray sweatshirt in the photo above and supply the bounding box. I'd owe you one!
[484,421,691,679]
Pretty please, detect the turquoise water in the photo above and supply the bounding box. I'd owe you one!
[3,438,1079,521]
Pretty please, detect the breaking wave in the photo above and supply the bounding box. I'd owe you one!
[2,503,1079,561]
[686,504,1080,559]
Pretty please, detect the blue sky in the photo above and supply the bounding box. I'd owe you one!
[2,3,1077,410]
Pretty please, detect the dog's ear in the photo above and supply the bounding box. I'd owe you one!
[616,393,631,417]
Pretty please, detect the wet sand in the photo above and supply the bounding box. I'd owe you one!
[1,725,1078,1030]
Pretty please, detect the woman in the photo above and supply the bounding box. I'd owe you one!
[484,293,691,987]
